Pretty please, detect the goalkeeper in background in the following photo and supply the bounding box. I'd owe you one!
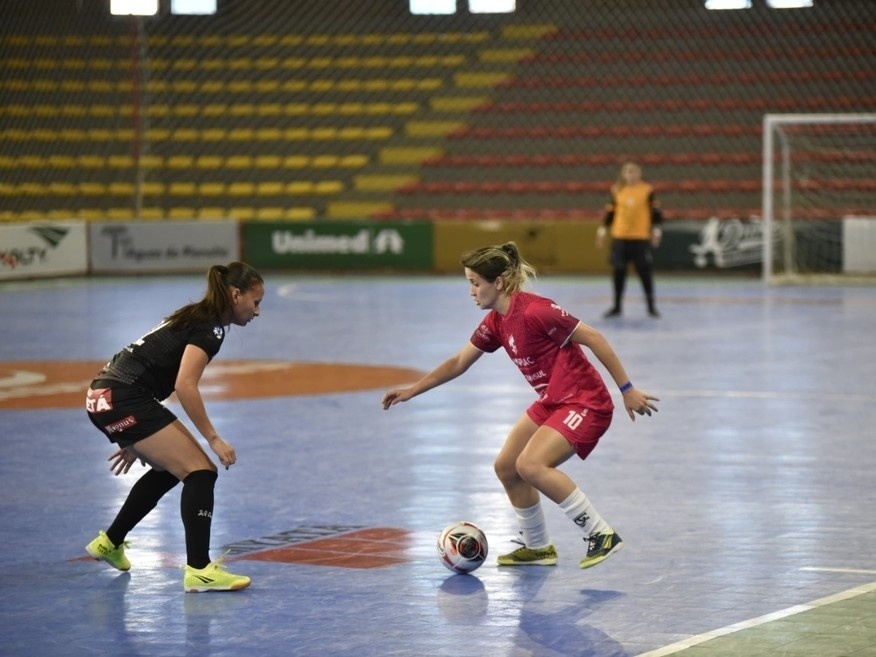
[596,162,663,318]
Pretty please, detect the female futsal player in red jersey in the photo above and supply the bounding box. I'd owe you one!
[381,242,658,568]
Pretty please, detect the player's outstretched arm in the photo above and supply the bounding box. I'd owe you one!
[571,322,659,421]
[381,343,482,410]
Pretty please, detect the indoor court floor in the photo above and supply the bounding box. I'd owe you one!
[1,271,875,657]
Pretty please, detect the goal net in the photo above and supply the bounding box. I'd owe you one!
[762,113,876,284]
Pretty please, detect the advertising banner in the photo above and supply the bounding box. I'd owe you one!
[842,216,876,273]
[243,221,433,270]
[657,217,763,271]
[89,220,239,273]
[0,220,88,280]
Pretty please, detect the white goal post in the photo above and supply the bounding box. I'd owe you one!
[762,113,876,284]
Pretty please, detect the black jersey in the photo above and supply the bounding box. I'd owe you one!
[97,318,226,401]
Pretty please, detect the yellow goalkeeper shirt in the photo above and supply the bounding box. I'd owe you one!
[605,182,660,240]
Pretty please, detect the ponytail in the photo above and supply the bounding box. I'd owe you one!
[165,262,263,329]
[460,241,536,294]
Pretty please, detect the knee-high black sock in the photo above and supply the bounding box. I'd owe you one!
[612,268,627,310]
[181,470,218,569]
[106,469,180,546]
[641,270,656,310]
[636,263,656,311]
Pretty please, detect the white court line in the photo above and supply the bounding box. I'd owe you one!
[658,389,876,402]
[635,580,876,657]
[801,567,876,575]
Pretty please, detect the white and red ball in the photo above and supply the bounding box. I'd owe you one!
[437,521,488,574]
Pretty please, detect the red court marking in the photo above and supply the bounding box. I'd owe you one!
[0,360,423,410]
[236,528,413,569]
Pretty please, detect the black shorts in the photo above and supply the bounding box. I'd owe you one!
[86,380,177,448]
[610,239,652,269]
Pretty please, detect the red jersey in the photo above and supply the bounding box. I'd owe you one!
[469,292,614,414]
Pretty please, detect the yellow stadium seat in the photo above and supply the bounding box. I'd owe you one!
[139,207,164,220]
[77,209,106,221]
[282,156,309,169]
[255,156,282,168]
[77,156,105,168]
[225,156,252,168]
[168,207,197,219]
[229,207,256,220]
[173,129,200,141]
[256,182,284,195]
[198,183,226,196]
[198,207,227,219]
[169,182,196,196]
[314,181,344,194]
[48,183,77,195]
[108,182,134,196]
[79,183,106,196]
[48,156,77,168]
[167,156,194,169]
[354,175,417,192]
[196,156,223,169]
[108,156,133,168]
[141,182,166,196]
[286,207,317,220]
[286,182,313,195]
[380,147,442,165]
[105,208,135,220]
[255,207,285,220]
[228,183,255,196]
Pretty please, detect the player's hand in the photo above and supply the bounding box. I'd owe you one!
[381,388,413,410]
[209,437,236,469]
[622,388,659,421]
[108,447,143,476]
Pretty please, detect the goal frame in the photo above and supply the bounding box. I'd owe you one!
[761,113,876,284]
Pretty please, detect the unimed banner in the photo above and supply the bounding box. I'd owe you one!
[0,220,88,280]
[243,221,433,270]
[89,220,240,273]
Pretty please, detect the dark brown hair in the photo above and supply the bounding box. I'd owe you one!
[165,261,263,329]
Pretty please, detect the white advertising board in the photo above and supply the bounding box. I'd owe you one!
[89,220,240,273]
[0,220,89,280]
[843,216,876,274]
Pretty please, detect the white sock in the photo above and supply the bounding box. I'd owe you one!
[559,488,609,537]
[514,502,551,549]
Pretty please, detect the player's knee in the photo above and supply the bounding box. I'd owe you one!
[494,454,519,485]
[514,454,542,486]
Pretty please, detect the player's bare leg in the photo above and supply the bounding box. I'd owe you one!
[494,415,558,565]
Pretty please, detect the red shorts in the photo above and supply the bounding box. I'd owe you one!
[526,399,613,460]
[86,380,177,447]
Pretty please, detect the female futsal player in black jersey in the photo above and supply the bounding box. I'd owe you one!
[85,262,263,592]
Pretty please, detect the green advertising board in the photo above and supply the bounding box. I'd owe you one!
[243,221,433,270]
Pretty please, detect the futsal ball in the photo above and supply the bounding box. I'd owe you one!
[437,521,488,574]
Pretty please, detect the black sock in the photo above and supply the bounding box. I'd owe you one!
[106,469,180,547]
[612,269,626,310]
[181,470,218,569]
